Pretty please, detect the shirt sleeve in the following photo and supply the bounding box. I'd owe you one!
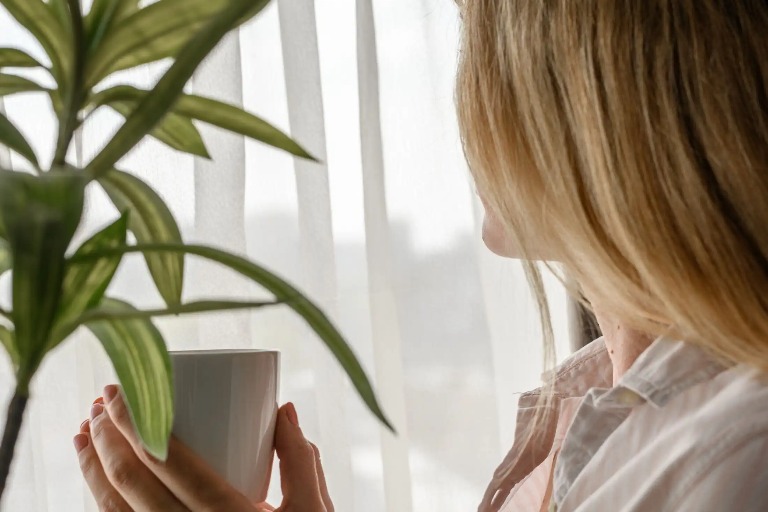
[673,434,768,512]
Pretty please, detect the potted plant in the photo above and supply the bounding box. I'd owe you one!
[0,0,392,500]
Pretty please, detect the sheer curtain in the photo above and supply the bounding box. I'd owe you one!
[0,1,572,510]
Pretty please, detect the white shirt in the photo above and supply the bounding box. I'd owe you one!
[479,336,768,511]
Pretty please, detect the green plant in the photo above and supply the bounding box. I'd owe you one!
[0,0,392,499]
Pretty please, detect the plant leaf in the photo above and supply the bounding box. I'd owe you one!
[85,0,214,85]
[0,170,86,367]
[86,0,271,175]
[97,169,184,306]
[0,73,47,97]
[85,0,269,86]
[49,214,128,347]
[70,243,394,431]
[0,48,43,69]
[0,111,39,166]
[47,0,71,32]
[106,100,209,158]
[0,325,19,370]
[0,237,11,276]
[0,0,70,84]
[176,95,315,160]
[76,299,278,323]
[85,0,140,57]
[86,297,173,460]
[90,85,315,160]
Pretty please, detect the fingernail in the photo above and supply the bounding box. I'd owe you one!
[79,419,89,432]
[103,385,118,403]
[73,434,89,453]
[93,396,103,405]
[90,403,104,420]
[285,402,299,426]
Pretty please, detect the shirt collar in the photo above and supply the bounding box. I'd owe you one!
[542,337,613,398]
[597,335,727,409]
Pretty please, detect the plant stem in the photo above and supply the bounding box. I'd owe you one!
[0,387,29,501]
[53,0,85,167]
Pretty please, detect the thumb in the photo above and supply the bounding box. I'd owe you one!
[274,403,325,511]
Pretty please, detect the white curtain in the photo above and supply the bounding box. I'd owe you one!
[0,1,572,510]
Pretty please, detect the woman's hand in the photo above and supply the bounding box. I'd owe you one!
[74,385,334,512]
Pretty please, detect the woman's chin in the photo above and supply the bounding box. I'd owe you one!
[481,223,518,258]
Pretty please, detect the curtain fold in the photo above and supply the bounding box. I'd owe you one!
[0,1,572,510]
[277,1,355,509]
[192,31,251,350]
[355,1,414,510]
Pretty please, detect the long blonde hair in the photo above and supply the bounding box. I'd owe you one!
[457,0,768,371]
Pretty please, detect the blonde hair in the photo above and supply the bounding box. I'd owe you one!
[457,0,768,372]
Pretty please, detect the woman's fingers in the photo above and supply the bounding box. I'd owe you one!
[102,385,253,511]
[75,423,132,512]
[274,403,329,511]
[88,402,186,511]
[87,387,330,512]
[310,443,334,512]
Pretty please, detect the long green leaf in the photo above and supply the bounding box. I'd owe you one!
[85,0,140,57]
[85,0,270,175]
[0,237,11,276]
[50,214,128,347]
[107,100,209,158]
[0,48,43,69]
[76,299,278,323]
[98,169,184,306]
[0,170,86,367]
[47,0,71,32]
[85,0,269,86]
[176,95,314,160]
[71,243,394,431]
[0,73,47,97]
[90,85,315,160]
[0,325,19,370]
[0,0,70,84]
[85,0,215,86]
[86,297,173,460]
[0,112,39,166]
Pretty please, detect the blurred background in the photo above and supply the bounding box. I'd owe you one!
[0,1,574,510]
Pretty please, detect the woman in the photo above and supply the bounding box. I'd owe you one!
[74,1,768,510]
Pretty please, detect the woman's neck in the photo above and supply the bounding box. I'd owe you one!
[594,311,654,385]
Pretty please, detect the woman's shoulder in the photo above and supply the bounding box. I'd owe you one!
[685,364,768,443]
[661,365,768,510]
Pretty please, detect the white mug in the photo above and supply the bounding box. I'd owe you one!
[170,349,280,503]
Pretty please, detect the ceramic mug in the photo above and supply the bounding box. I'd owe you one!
[170,349,280,503]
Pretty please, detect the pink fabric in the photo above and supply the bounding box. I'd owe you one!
[497,397,582,511]
[478,339,612,511]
